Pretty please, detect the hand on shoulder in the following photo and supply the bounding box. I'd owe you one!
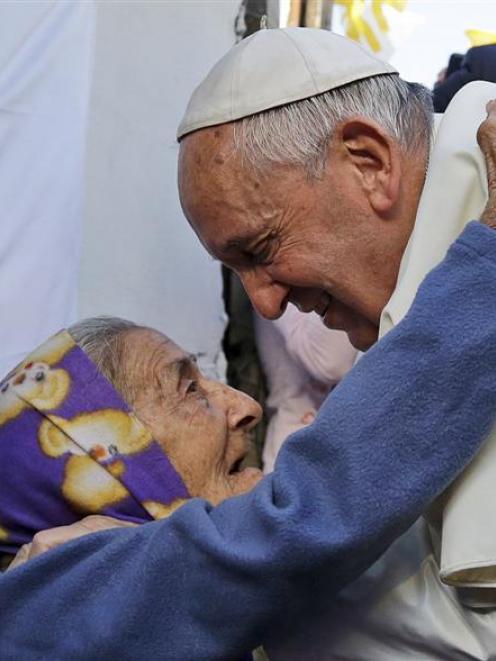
[478,99,496,227]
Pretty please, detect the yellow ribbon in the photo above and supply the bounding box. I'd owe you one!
[372,0,406,33]
[335,0,406,53]
[465,29,496,48]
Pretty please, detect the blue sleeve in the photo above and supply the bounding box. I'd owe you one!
[2,221,496,660]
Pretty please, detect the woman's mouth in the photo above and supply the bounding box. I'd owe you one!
[228,456,245,475]
[225,441,263,491]
[227,450,263,485]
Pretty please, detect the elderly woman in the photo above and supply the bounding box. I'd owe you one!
[0,317,263,562]
[3,205,496,660]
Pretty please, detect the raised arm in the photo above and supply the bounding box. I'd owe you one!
[2,219,496,660]
[4,102,496,661]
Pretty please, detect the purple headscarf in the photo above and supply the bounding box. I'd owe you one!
[0,330,189,554]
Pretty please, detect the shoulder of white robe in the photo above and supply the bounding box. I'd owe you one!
[382,80,496,602]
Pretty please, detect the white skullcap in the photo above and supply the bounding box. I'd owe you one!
[177,27,398,139]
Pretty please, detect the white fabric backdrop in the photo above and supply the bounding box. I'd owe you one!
[0,0,236,379]
[0,1,94,375]
[79,1,236,379]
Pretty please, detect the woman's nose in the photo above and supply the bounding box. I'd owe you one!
[225,386,262,431]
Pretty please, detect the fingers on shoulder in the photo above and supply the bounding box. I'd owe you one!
[477,98,496,149]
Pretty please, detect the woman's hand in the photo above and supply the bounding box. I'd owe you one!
[477,100,496,228]
[7,515,136,571]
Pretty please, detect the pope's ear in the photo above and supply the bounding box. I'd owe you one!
[339,118,401,215]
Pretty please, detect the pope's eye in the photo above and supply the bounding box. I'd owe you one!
[250,244,271,265]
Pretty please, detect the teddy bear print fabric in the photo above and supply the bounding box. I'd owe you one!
[0,331,188,554]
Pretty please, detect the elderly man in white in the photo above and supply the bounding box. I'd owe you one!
[176,28,496,658]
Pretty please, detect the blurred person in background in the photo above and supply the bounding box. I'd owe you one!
[434,43,496,112]
[256,306,356,473]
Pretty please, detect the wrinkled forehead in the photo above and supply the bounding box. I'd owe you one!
[179,128,278,260]
[179,123,235,172]
[125,328,185,362]
[124,328,197,382]
[179,128,245,219]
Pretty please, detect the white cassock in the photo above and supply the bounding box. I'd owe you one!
[268,81,496,659]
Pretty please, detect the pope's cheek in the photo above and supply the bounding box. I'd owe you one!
[323,300,378,350]
[322,301,352,332]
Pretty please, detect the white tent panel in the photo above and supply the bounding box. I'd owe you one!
[78,1,237,378]
[0,0,236,379]
[0,1,94,375]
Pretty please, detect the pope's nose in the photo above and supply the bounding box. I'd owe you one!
[240,273,289,320]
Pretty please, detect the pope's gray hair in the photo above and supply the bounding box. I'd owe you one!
[69,316,140,403]
[234,74,433,178]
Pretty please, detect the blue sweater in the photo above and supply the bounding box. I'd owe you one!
[2,222,496,660]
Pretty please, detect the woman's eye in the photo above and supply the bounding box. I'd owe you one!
[184,379,209,406]
[186,380,199,394]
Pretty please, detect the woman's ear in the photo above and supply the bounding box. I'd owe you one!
[338,118,401,216]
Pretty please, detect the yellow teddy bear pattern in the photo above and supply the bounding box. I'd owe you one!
[1,331,186,520]
[0,523,9,542]
[39,409,155,514]
[142,498,188,519]
[0,332,74,427]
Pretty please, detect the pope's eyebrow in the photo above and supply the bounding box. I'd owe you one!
[218,231,278,262]
[218,234,254,254]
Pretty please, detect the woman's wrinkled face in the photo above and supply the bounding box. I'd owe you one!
[124,329,263,505]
